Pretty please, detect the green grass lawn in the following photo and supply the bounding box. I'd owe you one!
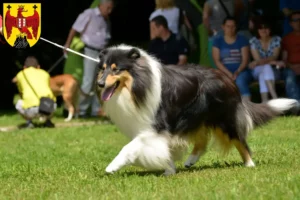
[0,112,299,199]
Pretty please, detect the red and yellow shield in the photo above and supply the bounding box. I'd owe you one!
[2,3,41,48]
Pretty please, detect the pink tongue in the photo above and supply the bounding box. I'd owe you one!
[102,86,115,101]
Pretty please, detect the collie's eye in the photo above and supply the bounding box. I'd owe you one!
[99,63,107,71]
[98,65,103,70]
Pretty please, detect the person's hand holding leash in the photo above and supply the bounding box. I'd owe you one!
[63,43,70,56]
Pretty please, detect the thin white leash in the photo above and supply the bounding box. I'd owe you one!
[40,37,100,63]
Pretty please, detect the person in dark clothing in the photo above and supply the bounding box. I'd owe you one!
[148,15,189,65]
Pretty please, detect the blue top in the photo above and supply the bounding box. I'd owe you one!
[280,0,300,36]
[213,35,249,73]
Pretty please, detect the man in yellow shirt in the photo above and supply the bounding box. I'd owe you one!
[12,56,56,128]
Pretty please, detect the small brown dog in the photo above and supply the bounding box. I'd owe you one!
[50,74,93,121]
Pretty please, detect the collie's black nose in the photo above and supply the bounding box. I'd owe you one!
[97,80,105,88]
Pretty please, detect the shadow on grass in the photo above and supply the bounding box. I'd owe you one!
[93,160,262,178]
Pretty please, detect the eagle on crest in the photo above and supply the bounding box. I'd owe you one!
[5,4,40,40]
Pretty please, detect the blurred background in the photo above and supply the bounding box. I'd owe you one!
[0,0,284,111]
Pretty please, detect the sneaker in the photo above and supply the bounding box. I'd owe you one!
[44,120,55,128]
[78,114,88,119]
[18,122,35,129]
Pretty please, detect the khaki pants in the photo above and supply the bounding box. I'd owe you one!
[15,99,57,120]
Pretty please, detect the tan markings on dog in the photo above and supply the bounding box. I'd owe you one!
[111,63,117,70]
[117,71,133,91]
[212,127,232,154]
[188,125,232,155]
[232,140,252,164]
[103,63,107,69]
[105,74,119,87]
[188,125,210,155]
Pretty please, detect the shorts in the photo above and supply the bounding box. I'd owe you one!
[15,99,57,119]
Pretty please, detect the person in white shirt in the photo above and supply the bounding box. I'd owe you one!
[64,0,113,118]
[149,0,180,39]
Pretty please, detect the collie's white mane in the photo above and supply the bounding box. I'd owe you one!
[104,44,163,137]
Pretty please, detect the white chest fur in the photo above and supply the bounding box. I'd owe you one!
[103,88,154,139]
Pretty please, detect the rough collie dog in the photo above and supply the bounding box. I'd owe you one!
[96,44,298,175]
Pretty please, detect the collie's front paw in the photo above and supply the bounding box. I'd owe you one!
[163,168,176,176]
[105,164,118,174]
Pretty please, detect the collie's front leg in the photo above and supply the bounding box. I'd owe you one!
[105,132,172,174]
[105,137,142,174]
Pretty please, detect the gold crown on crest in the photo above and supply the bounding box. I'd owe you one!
[18,5,25,9]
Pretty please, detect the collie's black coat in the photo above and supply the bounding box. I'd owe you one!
[96,45,298,175]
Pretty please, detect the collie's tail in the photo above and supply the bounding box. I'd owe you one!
[238,98,299,134]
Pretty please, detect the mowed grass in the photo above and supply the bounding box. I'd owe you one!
[0,113,300,200]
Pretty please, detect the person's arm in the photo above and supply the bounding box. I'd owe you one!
[12,76,17,83]
[249,48,265,67]
[235,46,250,77]
[177,37,190,65]
[235,37,250,76]
[178,55,188,65]
[250,46,281,68]
[280,49,300,71]
[182,11,193,31]
[212,47,233,78]
[263,47,281,63]
[13,74,23,97]
[64,10,91,52]
[203,2,214,36]
[275,37,288,68]
[64,29,77,52]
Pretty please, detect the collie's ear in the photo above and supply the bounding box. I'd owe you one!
[99,49,108,60]
[127,48,140,59]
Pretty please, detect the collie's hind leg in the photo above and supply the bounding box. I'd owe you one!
[184,134,209,168]
[233,139,255,167]
[105,132,172,174]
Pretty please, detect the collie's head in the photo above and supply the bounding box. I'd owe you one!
[96,44,161,107]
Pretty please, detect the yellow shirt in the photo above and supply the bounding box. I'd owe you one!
[16,67,56,109]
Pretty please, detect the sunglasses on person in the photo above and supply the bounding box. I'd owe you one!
[291,18,300,22]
